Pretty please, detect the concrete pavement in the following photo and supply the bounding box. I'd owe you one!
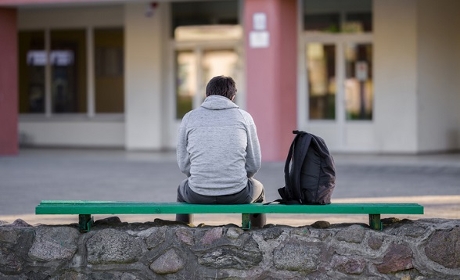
[1,148,459,227]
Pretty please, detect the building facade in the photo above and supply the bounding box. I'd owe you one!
[0,0,459,161]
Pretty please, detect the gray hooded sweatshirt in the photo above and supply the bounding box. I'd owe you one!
[177,95,262,196]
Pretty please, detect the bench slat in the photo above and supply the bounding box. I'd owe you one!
[36,201,424,215]
[35,201,424,232]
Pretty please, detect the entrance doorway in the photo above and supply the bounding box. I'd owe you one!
[166,24,244,148]
[299,33,374,151]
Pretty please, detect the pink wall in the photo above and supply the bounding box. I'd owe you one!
[244,0,297,161]
[0,8,18,155]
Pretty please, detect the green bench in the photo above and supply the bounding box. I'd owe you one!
[35,200,424,232]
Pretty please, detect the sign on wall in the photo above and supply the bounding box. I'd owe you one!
[249,12,269,48]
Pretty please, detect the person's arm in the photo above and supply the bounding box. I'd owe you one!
[245,115,262,178]
[176,114,191,177]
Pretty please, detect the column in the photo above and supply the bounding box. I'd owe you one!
[124,3,165,150]
[374,0,418,152]
[244,0,297,161]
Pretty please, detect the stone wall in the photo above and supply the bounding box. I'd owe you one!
[0,218,459,279]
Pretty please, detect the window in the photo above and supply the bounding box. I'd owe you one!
[171,0,238,38]
[172,0,241,119]
[94,28,124,113]
[303,0,373,33]
[19,31,45,113]
[304,14,340,33]
[346,13,372,33]
[50,29,87,113]
[18,28,125,116]
[175,50,196,119]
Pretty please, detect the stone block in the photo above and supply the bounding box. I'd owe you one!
[274,238,321,272]
[28,226,79,262]
[375,243,413,273]
[150,249,185,274]
[86,228,146,264]
[425,227,460,269]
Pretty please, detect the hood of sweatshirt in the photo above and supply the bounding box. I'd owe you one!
[201,95,239,110]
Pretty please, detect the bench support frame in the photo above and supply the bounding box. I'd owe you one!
[242,213,250,230]
[369,214,382,230]
[77,213,254,232]
[75,213,387,231]
[75,213,385,231]
[79,214,93,233]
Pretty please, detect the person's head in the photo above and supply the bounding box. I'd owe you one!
[205,75,237,101]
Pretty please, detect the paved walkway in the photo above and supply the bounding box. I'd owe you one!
[1,148,459,227]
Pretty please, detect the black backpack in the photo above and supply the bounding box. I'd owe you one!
[277,130,336,205]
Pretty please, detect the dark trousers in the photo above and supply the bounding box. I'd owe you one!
[176,178,266,228]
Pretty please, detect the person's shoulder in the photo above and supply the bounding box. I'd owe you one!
[183,107,201,118]
[180,109,196,124]
[237,108,255,124]
[181,107,207,125]
[237,108,251,116]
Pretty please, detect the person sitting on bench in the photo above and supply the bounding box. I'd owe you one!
[176,75,266,228]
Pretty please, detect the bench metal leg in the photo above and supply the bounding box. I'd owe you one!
[242,213,251,230]
[369,214,382,230]
[79,214,93,233]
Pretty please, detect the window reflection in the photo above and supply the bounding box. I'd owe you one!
[202,49,238,99]
[19,31,45,113]
[51,29,87,113]
[175,49,239,119]
[307,43,336,120]
[345,43,373,120]
[346,13,372,32]
[19,28,125,115]
[303,0,372,33]
[94,28,124,113]
[304,14,340,33]
[176,51,196,119]
[304,12,372,33]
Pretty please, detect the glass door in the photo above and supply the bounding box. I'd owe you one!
[302,35,373,151]
[167,23,243,149]
[175,47,241,119]
[306,43,336,120]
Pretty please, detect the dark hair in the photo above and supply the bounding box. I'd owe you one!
[205,75,237,99]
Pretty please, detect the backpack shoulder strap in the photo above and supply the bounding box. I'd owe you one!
[280,130,312,203]
[279,134,296,202]
[283,135,295,189]
[291,131,312,203]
